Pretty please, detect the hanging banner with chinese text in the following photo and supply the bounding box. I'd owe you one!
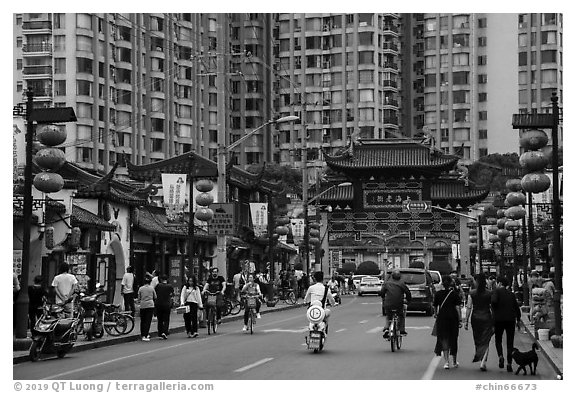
[249,203,268,237]
[290,218,305,242]
[162,174,187,221]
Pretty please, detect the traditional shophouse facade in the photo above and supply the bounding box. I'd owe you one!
[319,139,490,276]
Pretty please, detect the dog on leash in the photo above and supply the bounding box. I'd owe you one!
[511,343,539,375]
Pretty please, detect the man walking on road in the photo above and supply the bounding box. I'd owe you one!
[121,266,136,317]
[155,275,174,339]
[491,276,521,372]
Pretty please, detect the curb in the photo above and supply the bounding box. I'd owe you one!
[518,316,563,378]
[13,302,305,365]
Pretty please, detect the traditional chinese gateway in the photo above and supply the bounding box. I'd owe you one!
[318,139,490,276]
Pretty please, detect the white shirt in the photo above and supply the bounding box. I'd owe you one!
[151,276,159,289]
[121,272,135,294]
[304,282,335,307]
[52,273,78,304]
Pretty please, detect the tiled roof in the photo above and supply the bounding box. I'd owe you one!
[72,205,116,231]
[134,206,214,241]
[324,140,458,171]
[431,182,490,201]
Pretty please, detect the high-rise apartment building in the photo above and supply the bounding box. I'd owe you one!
[275,13,402,184]
[13,13,276,174]
[404,13,563,161]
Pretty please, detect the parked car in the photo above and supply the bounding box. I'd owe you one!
[429,270,442,292]
[385,268,436,315]
[357,276,382,296]
[352,275,369,290]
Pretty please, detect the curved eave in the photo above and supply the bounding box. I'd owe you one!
[71,205,116,231]
[126,152,217,181]
[134,207,215,241]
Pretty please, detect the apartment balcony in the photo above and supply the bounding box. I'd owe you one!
[383,98,398,107]
[382,43,399,52]
[22,21,52,32]
[22,43,52,54]
[381,24,399,34]
[383,62,398,70]
[22,65,52,76]
[382,80,398,88]
[382,116,399,125]
[28,88,52,98]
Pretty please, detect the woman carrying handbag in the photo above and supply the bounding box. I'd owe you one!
[433,275,462,369]
[180,276,203,338]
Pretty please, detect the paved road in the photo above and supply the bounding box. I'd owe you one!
[14,295,556,380]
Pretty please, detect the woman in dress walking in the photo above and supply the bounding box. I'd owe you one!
[180,276,203,338]
[464,272,494,371]
[433,275,463,369]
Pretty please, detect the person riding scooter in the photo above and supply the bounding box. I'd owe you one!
[304,271,336,330]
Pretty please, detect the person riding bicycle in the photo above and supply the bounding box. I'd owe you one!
[240,273,262,331]
[327,274,340,303]
[381,269,412,338]
[202,267,226,324]
[304,271,336,331]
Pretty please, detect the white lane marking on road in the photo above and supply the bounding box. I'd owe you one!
[40,312,305,380]
[234,357,274,373]
[367,326,384,334]
[406,326,432,329]
[361,302,380,305]
[262,327,307,333]
[421,356,442,380]
[335,328,347,333]
[359,320,368,324]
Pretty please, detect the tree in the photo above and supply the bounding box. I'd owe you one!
[337,262,357,275]
[356,261,380,275]
[246,163,302,196]
[468,153,521,191]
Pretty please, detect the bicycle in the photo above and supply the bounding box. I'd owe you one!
[101,303,135,336]
[386,309,402,352]
[268,288,296,306]
[224,296,242,316]
[204,291,220,335]
[243,294,259,335]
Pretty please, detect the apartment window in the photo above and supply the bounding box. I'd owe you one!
[518,52,527,66]
[425,112,436,124]
[151,138,164,152]
[152,118,164,132]
[440,16,448,29]
[478,92,487,102]
[359,89,374,102]
[77,80,93,96]
[453,71,469,85]
[425,19,437,32]
[51,80,65,96]
[358,51,374,65]
[306,36,321,50]
[117,90,131,105]
[541,50,557,64]
[478,18,487,28]
[346,14,354,26]
[541,69,557,83]
[424,92,437,105]
[425,56,436,69]
[518,14,528,28]
[76,14,92,30]
[478,111,488,121]
[16,59,23,70]
[16,82,23,92]
[454,109,469,122]
[478,74,487,84]
[16,14,22,25]
[346,90,355,103]
[453,34,469,48]
[479,129,488,140]
[454,128,470,141]
[479,148,488,157]
[478,36,487,47]
[359,70,373,83]
[542,13,557,26]
[78,148,92,163]
[453,53,469,66]
[359,108,373,121]
[77,103,93,118]
[453,90,468,104]
[424,74,436,87]
[76,35,93,52]
[519,89,528,104]
[453,15,469,29]
[151,78,163,92]
[437,129,448,142]
[541,31,557,45]
[477,55,487,66]
[209,111,217,125]
[77,57,93,74]
[518,33,528,47]
[425,37,436,50]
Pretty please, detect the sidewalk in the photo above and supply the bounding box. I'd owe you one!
[13,300,305,364]
[518,311,563,378]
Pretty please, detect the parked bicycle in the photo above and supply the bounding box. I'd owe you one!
[101,303,135,336]
[268,287,296,306]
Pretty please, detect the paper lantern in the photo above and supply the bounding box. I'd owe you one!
[506,178,523,192]
[505,220,520,232]
[276,216,290,226]
[520,151,549,172]
[488,225,499,235]
[486,217,497,225]
[484,205,498,217]
[469,229,477,236]
[521,173,551,193]
[497,229,510,239]
[469,235,478,242]
[195,179,214,193]
[520,129,549,150]
[36,124,67,146]
[469,242,477,249]
[34,147,66,171]
[33,172,64,193]
[308,237,320,245]
[195,192,214,207]
[275,226,289,236]
[309,229,320,238]
[497,209,506,218]
[489,235,500,243]
[506,192,526,206]
[195,207,214,222]
[308,222,321,230]
[497,218,507,229]
[505,206,526,220]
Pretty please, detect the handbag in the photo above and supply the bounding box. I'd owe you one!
[431,290,453,337]
[176,305,189,314]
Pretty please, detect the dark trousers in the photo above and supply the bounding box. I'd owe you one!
[140,307,154,338]
[183,302,199,334]
[28,308,43,330]
[494,320,516,365]
[123,293,136,317]
[243,299,261,325]
[156,305,171,337]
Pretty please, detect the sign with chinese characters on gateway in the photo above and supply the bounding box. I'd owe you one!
[362,182,423,209]
[208,203,235,235]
